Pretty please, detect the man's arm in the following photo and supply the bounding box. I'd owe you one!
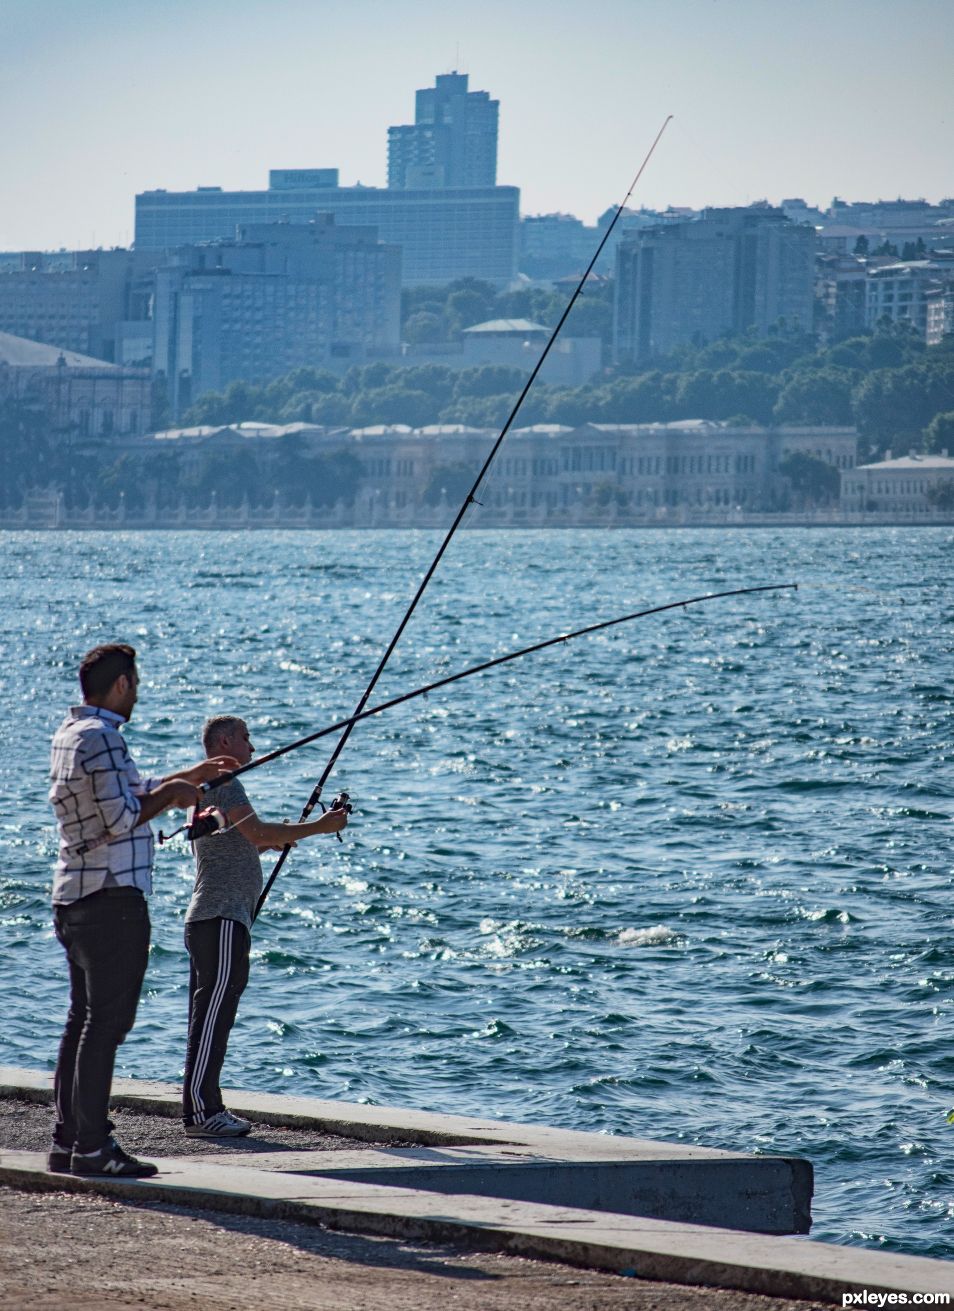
[222,803,348,849]
[153,756,240,788]
[137,779,202,826]
[134,756,241,828]
[83,728,151,840]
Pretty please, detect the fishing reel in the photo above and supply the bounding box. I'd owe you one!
[158,805,227,845]
[324,791,352,843]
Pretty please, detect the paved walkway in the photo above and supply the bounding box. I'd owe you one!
[1,1070,951,1306]
[0,1185,829,1311]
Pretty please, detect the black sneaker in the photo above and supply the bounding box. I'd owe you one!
[47,1144,72,1173]
[70,1136,158,1178]
[184,1109,252,1138]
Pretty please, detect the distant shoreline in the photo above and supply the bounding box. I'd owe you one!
[1,514,952,531]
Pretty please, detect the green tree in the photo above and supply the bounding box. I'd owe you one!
[868,321,924,368]
[403,311,445,344]
[439,390,549,428]
[190,448,262,508]
[543,386,602,426]
[397,365,456,404]
[852,360,954,454]
[150,377,170,430]
[453,365,526,399]
[421,461,481,505]
[826,336,873,370]
[926,480,954,510]
[341,362,395,395]
[674,369,778,424]
[0,399,55,506]
[285,366,339,394]
[691,338,741,370]
[274,449,363,507]
[778,452,840,504]
[600,371,675,423]
[924,411,954,454]
[494,286,564,326]
[443,278,497,331]
[279,391,327,422]
[351,385,436,428]
[305,392,354,426]
[773,367,856,425]
[182,379,269,427]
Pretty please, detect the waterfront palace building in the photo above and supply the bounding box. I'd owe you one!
[136,420,858,523]
[841,452,954,514]
[0,331,151,439]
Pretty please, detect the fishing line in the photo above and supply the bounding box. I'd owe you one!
[251,116,674,922]
[794,581,907,604]
[200,583,796,801]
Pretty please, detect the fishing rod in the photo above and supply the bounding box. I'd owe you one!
[252,116,674,921]
[186,584,796,845]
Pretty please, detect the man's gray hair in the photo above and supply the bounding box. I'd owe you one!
[202,715,245,754]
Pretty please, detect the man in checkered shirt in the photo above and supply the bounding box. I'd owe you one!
[48,643,237,1178]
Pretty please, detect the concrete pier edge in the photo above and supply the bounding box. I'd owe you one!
[1,1066,951,1301]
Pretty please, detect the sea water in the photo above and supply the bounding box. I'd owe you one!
[0,526,951,1258]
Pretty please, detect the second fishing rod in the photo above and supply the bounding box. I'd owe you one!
[184,582,796,815]
[252,116,674,921]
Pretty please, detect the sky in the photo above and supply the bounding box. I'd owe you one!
[2,0,952,251]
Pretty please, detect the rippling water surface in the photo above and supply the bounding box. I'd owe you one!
[1,527,952,1257]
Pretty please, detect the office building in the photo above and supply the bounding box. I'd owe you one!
[0,249,154,362]
[387,72,498,190]
[925,286,954,346]
[865,260,954,336]
[614,207,816,362]
[135,170,519,286]
[520,214,595,280]
[152,217,401,415]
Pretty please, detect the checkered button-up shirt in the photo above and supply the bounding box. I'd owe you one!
[49,705,157,904]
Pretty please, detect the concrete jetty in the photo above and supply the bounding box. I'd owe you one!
[1,1066,951,1301]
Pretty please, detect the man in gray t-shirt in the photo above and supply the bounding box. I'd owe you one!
[182,715,348,1137]
[188,776,262,932]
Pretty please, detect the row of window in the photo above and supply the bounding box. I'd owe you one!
[856,479,937,495]
[358,484,755,512]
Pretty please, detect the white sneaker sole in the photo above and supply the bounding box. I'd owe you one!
[184,1123,251,1138]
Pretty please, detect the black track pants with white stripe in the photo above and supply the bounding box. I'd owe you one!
[182,918,250,1126]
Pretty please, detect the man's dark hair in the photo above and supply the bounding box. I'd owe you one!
[79,644,137,699]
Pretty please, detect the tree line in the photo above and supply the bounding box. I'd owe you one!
[181,308,954,463]
[3,279,954,512]
[0,401,363,512]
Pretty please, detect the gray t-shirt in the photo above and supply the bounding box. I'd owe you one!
[186,779,262,931]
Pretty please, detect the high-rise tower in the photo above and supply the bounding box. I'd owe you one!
[614,208,817,363]
[388,72,498,190]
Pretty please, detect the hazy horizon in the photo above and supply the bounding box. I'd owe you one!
[3,0,952,251]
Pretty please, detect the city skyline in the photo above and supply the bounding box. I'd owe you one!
[3,0,953,252]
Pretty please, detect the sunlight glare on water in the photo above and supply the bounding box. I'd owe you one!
[0,526,952,1258]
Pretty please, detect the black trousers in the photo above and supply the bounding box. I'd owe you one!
[53,887,150,1154]
[182,917,250,1125]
